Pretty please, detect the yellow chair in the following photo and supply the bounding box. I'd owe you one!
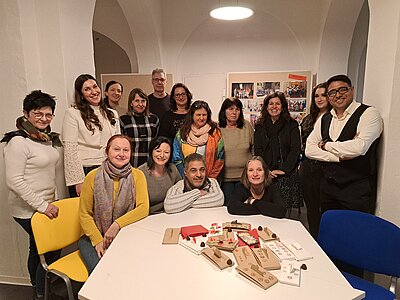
[31,197,88,300]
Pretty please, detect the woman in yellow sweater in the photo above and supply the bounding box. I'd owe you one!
[78,134,149,274]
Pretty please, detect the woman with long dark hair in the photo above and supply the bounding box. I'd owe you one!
[254,92,302,211]
[300,82,331,238]
[63,74,120,197]
[172,100,224,179]
[159,83,192,142]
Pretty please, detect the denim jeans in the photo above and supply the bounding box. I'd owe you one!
[78,235,100,274]
[14,217,61,296]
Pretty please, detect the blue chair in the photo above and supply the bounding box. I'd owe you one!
[318,210,400,300]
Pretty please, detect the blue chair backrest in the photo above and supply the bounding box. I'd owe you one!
[318,210,400,277]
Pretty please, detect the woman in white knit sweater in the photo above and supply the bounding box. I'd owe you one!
[62,74,120,197]
[2,90,62,299]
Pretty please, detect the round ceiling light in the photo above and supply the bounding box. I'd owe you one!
[210,6,254,20]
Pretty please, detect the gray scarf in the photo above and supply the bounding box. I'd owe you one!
[93,159,136,235]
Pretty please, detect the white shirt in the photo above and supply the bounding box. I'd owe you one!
[62,106,120,186]
[305,101,383,162]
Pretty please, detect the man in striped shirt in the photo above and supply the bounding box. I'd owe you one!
[164,153,224,214]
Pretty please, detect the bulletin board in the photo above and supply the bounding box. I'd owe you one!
[100,73,173,112]
[227,71,314,126]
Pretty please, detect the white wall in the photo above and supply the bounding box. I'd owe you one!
[0,0,96,284]
[93,31,132,80]
[94,0,399,226]
[364,0,400,225]
[113,0,366,112]
[1,0,399,284]
[93,0,138,73]
[348,0,369,101]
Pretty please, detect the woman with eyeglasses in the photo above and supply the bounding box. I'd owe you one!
[104,80,126,117]
[138,137,181,214]
[300,83,331,238]
[63,74,120,197]
[172,100,224,179]
[218,97,254,204]
[2,90,62,299]
[159,83,192,142]
[120,88,159,167]
[254,92,302,212]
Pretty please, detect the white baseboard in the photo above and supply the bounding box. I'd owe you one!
[0,275,30,286]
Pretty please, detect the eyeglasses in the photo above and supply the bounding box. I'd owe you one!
[152,78,166,83]
[192,101,209,109]
[326,86,351,98]
[174,92,187,98]
[31,112,55,120]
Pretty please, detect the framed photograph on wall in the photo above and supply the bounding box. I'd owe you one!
[283,81,307,98]
[231,82,254,99]
[256,82,281,98]
[288,98,307,113]
[227,71,313,124]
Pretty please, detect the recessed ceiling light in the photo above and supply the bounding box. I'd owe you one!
[210,6,254,21]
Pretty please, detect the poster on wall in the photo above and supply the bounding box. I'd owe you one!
[283,81,307,98]
[227,71,312,124]
[243,99,263,115]
[288,98,306,112]
[255,82,281,98]
[231,83,254,99]
[283,80,307,122]
[290,112,307,123]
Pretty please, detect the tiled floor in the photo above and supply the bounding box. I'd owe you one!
[0,283,32,300]
[0,277,82,300]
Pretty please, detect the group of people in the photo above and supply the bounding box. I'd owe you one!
[2,70,382,298]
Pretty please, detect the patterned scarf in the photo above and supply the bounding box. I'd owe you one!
[1,116,62,147]
[187,123,211,146]
[93,159,136,235]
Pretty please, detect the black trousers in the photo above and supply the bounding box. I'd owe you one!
[320,177,373,214]
[299,159,323,239]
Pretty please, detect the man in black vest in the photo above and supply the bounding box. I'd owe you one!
[305,74,382,214]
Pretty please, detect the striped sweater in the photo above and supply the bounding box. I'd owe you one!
[164,178,224,214]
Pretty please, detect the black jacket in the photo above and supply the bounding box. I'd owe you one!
[254,118,301,174]
[227,183,286,218]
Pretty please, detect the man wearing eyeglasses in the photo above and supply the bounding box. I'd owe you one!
[305,74,382,214]
[148,68,170,119]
